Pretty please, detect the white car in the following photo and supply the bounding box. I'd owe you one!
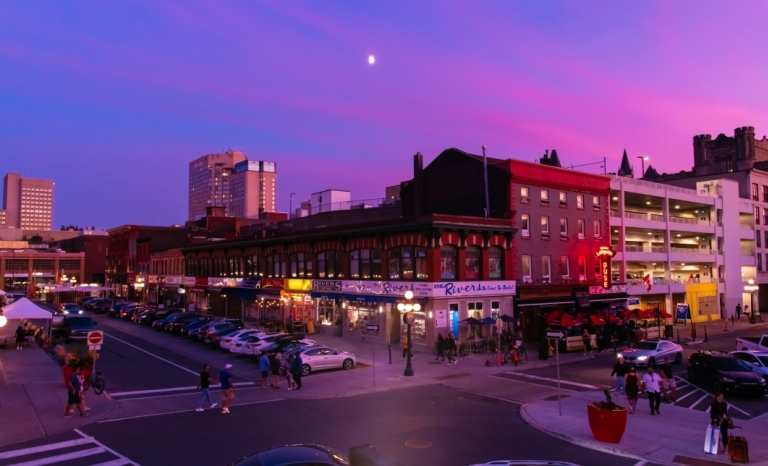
[219,329,264,350]
[618,339,684,367]
[244,334,287,356]
[292,346,356,376]
[230,334,260,355]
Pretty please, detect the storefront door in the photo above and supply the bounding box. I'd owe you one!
[450,310,459,338]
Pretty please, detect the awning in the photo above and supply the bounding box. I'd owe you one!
[344,294,399,304]
[311,292,342,300]
[516,300,575,307]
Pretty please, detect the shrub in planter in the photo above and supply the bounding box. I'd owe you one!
[587,389,627,443]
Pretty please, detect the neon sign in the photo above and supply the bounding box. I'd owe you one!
[596,246,616,290]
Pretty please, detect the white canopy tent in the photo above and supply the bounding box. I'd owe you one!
[1,298,52,319]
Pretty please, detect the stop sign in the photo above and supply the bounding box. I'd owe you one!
[87,331,103,345]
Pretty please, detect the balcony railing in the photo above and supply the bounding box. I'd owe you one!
[625,246,666,253]
[740,224,754,230]
[670,247,714,255]
[610,175,712,197]
[669,216,714,226]
[649,214,665,222]
[290,197,393,219]
[610,210,620,218]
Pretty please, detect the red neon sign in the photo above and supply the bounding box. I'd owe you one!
[596,246,616,290]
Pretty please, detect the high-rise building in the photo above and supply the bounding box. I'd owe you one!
[188,150,247,220]
[230,160,277,218]
[2,173,54,230]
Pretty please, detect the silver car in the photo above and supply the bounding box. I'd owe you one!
[292,346,356,376]
[732,351,768,382]
[618,339,684,367]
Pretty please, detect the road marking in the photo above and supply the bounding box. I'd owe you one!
[633,461,647,466]
[504,372,598,389]
[110,382,255,397]
[671,388,700,403]
[98,397,282,423]
[74,429,139,466]
[0,438,94,460]
[104,332,198,376]
[450,387,524,405]
[10,447,105,466]
[688,394,710,410]
[89,460,133,466]
[673,376,752,417]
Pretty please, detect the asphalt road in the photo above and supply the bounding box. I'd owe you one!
[0,385,651,466]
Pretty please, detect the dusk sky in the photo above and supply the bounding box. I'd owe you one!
[2,1,768,228]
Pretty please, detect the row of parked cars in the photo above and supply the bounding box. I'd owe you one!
[80,296,357,377]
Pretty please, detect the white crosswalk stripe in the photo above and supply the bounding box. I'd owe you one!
[0,430,138,466]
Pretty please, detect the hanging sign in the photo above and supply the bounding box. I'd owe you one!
[596,246,616,290]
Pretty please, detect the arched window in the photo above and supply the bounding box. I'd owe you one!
[388,247,428,280]
[247,255,262,277]
[289,252,312,278]
[266,254,287,278]
[465,246,481,280]
[440,245,457,280]
[489,247,504,279]
[317,251,344,278]
[350,249,382,279]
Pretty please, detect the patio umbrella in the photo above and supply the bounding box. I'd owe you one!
[481,317,497,325]
[646,308,671,319]
[590,314,606,326]
[546,310,576,328]
[499,315,514,323]
[460,317,482,326]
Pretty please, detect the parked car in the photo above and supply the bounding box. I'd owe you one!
[153,311,189,331]
[243,334,287,356]
[617,339,684,367]
[79,296,100,306]
[736,334,768,352]
[291,346,356,376]
[91,299,117,314]
[120,304,145,320]
[139,308,175,326]
[220,329,264,350]
[731,351,768,383]
[205,326,244,346]
[687,351,767,396]
[229,444,349,466]
[61,303,83,315]
[196,319,243,341]
[180,319,211,337]
[168,314,207,333]
[61,316,97,342]
[230,334,260,355]
[256,335,314,356]
[108,302,132,318]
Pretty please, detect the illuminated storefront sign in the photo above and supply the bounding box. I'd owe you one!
[596,246,616,290]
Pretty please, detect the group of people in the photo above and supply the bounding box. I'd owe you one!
[64,366,91,418]
[434,333,458,365]
[196,352,306,414]
[582,327,618,358]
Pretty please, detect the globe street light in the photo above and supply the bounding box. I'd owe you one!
[401,290,416,376]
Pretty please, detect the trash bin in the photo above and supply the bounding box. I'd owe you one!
[538,338,549,360]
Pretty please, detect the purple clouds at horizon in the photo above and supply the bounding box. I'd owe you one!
[1,1,768,228]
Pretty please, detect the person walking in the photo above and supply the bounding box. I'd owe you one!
[743,305,751,323]
[736,303,742,322]
[65,366,88,418]
[15,325,25,350]
[220,364,234,414]
[446,334,456,365]
[595,329,605,355]
[625,366,640,414]
[641,366,663,415]
[290,352,303,391]
[78,369,91,412]
[285,354,296,390]
[660,357,677,402]
[195,363,217,412]
[710,393,731,454]
[402,335,410,358]
[611,356,628,394]
[259,353,271,389]
[270,353,281,389]
[435,333,445,361]
[581,329,590,356]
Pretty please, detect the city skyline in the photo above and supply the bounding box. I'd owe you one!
[3,1,768,227]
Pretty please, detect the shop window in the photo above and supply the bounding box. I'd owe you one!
[465,246,481,280]
[521,214,530,238]
[350,249,382,279]
[520,186,530,204]
[521,255,532,282]
[318,298,341,326]
[440,245,457,280]
[576,194,584,210]
[317,251,344,278]
[266,254,287,278]
[578,256,587,280]
[489,247,503,280]
[541,189,549,205]
[347,304,381,336]
[400,307,425,344]
[559,191,567,207]
[468,302,484,338]
[491,301,500,318]
[289,252,312,278]
[560,256,570,278]
[388,247,428,280]
[542,255,551,282]
[577,219,585,239]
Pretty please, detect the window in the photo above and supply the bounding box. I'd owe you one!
[316,251,344,278]
[560,218,568,237]
[542,255,551,281]
[350,249,381,279]
[593,220,602,238]
[755,206,761,225]
[758,231,763,248]
[521,255,532,281]
[266,253,287,278]
[388,246,428,280]
[521,187,530,204]
[759,253,763,272]
[576,194,584,210]
[753,183,759,201]
[559,191,567,206]
[247,255,262,277]
[541,216,549,236]
[489,247,503,279]
[594,258,601,278]
[460,246,480,280]
[763,208,768,225]
[440,245,457,280]
[578,256,587,280]
[289,253,312,278]
[541,189,549,205]
[521,214,530,238]
[764,231,768,249]
[491,301,500,318]
[763,186,768,203]
[560,256,570,277]
[577,219,585,239]
[592,196,601,210]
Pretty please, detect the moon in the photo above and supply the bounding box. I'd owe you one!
[368,55,375,65]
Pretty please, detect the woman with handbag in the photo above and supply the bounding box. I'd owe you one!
[710,393,731,454]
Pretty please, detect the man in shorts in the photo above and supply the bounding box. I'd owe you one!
[660,357,677,402]
[65,366,88,418]
[220,364,234,414]
[259,353,271,389]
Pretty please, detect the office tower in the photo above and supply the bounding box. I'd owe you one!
[2,173,54,230]
[188,150,247,220]
[231,160,277,218]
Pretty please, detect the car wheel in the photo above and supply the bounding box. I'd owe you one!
[648,357,656,368]
[674,352,683,365]
[342,359,354,370]
[302,364,311,377]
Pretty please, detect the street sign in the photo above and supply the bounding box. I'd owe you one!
[403,312,415,325]
[546,331,565,339]
[88,345,101,351]
[366,325,379,331]
[87,331,104,346]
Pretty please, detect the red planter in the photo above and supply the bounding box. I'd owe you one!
[587,404,627,443]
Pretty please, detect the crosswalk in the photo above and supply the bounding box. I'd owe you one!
[637,375,752,419]
[0,430,138,466]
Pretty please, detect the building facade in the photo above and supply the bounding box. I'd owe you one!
[52,231,109,285]
[188,150,247,220]
[1,246,84,292]
[3,173,54,230]
[230,160,277,218]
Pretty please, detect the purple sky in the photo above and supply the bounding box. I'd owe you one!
[2,1,768,228]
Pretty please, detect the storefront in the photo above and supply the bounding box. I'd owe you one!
[311,279,344,336]
[285,279,313,333]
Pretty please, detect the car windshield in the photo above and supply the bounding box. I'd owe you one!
[64,304,78,309]
[634,342,658,350]
[758,356,768,366]
[714,358,752,372]
[67,317,93,326]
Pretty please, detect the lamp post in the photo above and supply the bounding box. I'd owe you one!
[745,279,758,323]
[397,290,420,377]
[637,156,649,179]
[179,286,186,311]
[222,293,228,318]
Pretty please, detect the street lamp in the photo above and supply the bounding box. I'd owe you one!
[637,156,649,179]
[744,279,758,323]
[222,293,228,318]
[397,290,420,377]
[179,286,186,311]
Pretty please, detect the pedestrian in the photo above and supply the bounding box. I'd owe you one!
[446,334,456,365]
[220,363,234,414]
[625,366,640,414]
[15,325,25,350]
[710,392,731,454]
[195,363,217,412]
[436,333,445,361]
[270,352,281,389]
[641,366,663,415]
[660,357,677,402]
[596,329,604,354]
[290,352,303,391]
[611,356,628,394]
[402,335,410,358]
[65,366,88,418]
[259,353,270,389]
[285,354,296,390]
[736,303,742,322]
[743,305,751,323]
[78,369,91,412]
[581,329,589,356]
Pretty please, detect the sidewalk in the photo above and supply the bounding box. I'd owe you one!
[521,390,768,466]
[0,347,116,448]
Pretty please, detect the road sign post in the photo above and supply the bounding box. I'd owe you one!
[546,330,564,416]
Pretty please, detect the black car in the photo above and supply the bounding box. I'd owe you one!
[139,308,175,326]
[153,311,190,331]
[688,351,767,396]
[107,302,131,317]
[61,316,98,342]
[230,445,349,466]
[168,314,206,333]
[180,318,212,337]
[91,299,117,314]
[196,319,243,341]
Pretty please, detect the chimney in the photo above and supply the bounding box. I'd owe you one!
[413,152,424,217]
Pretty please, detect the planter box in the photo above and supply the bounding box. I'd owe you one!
[587,403,627,443]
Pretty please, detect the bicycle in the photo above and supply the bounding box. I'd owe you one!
[503,342,528,365]
[83,370,106,395]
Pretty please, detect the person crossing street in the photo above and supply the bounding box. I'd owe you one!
[196,363,217,412]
